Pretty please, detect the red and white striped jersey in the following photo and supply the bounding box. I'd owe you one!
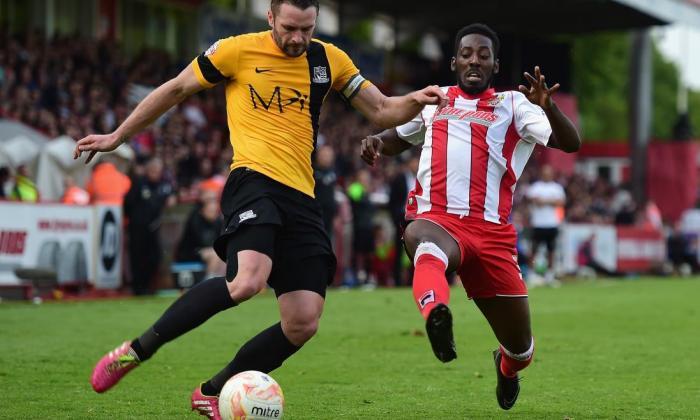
[398,86,552,224]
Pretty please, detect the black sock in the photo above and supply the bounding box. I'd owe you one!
[201,322,300,395]
[131,277,235,361]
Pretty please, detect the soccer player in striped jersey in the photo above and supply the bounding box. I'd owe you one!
[361,23,580,410]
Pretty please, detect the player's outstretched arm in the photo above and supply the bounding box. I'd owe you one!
[519,66,581,153]
[351,84,447,129]
[360,129,413,166]
[73,65,206,163]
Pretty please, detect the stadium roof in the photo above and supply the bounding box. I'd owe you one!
[346,0,700,34]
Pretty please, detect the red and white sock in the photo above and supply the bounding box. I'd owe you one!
[500,338,535,377]
[412,242,450,320]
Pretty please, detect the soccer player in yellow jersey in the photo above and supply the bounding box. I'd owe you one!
[76,0,447,417]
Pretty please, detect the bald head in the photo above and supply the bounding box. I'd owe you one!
[316,145,335,169]
[541,165,555,182]
[146,157,164,183]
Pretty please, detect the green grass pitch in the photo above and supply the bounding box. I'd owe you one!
[1,278,699,419]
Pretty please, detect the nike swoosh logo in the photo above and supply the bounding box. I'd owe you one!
[255,68,272,73]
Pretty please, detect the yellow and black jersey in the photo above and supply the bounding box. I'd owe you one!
[191,30,371,197]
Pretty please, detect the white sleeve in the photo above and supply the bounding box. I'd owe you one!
[556,184,566,200]
[396,110,427,146]
[513,92,552,146]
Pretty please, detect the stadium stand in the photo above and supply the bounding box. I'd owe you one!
[0,29,694,290]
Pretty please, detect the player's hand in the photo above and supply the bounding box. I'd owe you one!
[413,85,448,111]
[360,135,384,166]
[519,66,560,110]
[73,133,122,164]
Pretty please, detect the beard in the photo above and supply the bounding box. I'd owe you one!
[458,71,495,95]
[272,29,308,57]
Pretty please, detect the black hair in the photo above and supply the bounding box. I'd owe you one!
[271,0,320,14]
[453,23,500,57]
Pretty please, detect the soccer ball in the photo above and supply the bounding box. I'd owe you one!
[219,371,285,420]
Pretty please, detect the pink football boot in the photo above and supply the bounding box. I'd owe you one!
[90,341,140,393]
[191,384,221,419]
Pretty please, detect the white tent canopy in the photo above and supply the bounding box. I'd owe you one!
[0,120,50,145]
[1,120,134,201]
[35,136,134,201]
[0,135,42,168]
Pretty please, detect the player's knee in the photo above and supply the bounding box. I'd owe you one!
[414,241,449,266]
[227,267,267,302]
[283,316,319,346]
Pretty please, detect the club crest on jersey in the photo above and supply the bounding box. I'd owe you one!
[204,40,220,57]
[312,66,329,84]
[487,93,506,106]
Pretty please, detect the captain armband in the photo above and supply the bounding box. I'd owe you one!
[340,73,367,102]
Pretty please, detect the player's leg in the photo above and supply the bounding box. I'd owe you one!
[198,255,330,396]
[193,290,324,419]
[473,297,534,410]
[137,224,274,357]
[403,219,461,362]
[528,229,548,285]
[90,225,275,394]
[528,230,542,276]
[468,224,533,410]
[544,229,559,284]
[473,297,533,363]
[279,289,324,345]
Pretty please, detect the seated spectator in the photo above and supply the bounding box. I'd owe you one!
[576,233,617,277]
[175,190,225,279]
[614,198,637,225]
[61,176,90,205]
[9,165,39,202]
[0,167,9,198]
[667,223,697,275]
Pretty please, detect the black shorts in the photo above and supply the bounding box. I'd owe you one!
[531,227,559,253]
[214,168,336,297]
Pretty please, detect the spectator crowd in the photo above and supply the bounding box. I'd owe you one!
[1,30,692,292]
